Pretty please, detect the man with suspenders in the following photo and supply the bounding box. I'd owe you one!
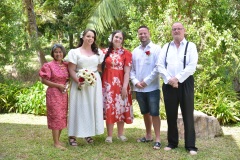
[157,22,198,155]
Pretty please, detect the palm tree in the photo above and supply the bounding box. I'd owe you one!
[22,0,128,65]
[87,0,128,35]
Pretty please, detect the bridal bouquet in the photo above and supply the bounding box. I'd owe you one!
[76,69,97,90]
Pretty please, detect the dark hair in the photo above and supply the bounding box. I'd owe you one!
[101,30,125,72]
[51,44,67,59]
[138,25,149,31]
[77,29,99,55]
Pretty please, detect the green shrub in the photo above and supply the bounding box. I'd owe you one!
[15,81,46,115]
[195,74,240,125]
[0,81,22,113]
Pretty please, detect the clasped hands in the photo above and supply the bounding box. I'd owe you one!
[59,83,69,93]
[168,77,178,88]
[135,81,147,89]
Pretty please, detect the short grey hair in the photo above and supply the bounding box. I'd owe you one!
[50,44,67,58]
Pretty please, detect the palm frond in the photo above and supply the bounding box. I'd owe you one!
[87,0,125,34]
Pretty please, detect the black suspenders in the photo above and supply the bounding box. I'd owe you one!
[165,42,189,69]
[164,43,170,68]
[183,42,189,69]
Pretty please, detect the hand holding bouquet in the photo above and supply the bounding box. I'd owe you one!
[76,69,97,90]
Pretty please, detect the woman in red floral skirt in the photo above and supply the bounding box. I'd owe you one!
[101,30,133,143]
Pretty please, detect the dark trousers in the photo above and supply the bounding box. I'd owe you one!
[162,76,197,151]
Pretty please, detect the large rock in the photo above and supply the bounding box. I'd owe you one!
[177,110,223,139]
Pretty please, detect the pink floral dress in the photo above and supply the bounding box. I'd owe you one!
[39,60,69,130]
[102,47,133,124]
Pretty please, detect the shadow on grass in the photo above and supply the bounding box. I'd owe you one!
[0,121,240,160]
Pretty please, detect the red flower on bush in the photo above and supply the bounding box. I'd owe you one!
[145,51,150,56]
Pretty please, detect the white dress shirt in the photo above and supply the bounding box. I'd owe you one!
[130,41,161,92]
[157,38,198,84]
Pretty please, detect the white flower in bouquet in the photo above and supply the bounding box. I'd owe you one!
[76,69,97,90]
[86,78,93,85]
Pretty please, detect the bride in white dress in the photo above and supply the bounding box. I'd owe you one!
[67,29,104,146]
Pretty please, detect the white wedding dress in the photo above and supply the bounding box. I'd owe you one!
[67,48,104,137]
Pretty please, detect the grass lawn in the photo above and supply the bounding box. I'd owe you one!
[0,113,240,160]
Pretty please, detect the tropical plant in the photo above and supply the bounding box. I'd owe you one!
[15,81,46,115]
[0,81,22,113]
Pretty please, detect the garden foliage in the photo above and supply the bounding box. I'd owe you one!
[124,0,240,124]
[0,0,240,124]
[0,81,46,115]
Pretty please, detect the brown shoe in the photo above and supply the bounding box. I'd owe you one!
[85,137,94,144]
[68,137,78,146]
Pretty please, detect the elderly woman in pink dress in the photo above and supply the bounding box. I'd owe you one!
[39,44,69,150]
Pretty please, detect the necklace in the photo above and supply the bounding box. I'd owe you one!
[57,61,66,70]
[58,63,69,76]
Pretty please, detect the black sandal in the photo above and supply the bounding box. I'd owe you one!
[153,142,161,150]
[137,137,153,143]
[85,137,94,144]
[69,137,78,146]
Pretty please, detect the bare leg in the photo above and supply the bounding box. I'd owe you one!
[105,122,114,143]
[52,130,66,150]
[58,130,64,145]
[57,130,61,141]
[143,113,152,140]
[117,121,124,136]
[117,121,127,141]
[106,122,114,137]
[152,116,161,142]
[52,130,60,146]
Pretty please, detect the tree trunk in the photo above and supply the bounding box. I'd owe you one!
[22,0,47,66]
[69,33,74,49]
